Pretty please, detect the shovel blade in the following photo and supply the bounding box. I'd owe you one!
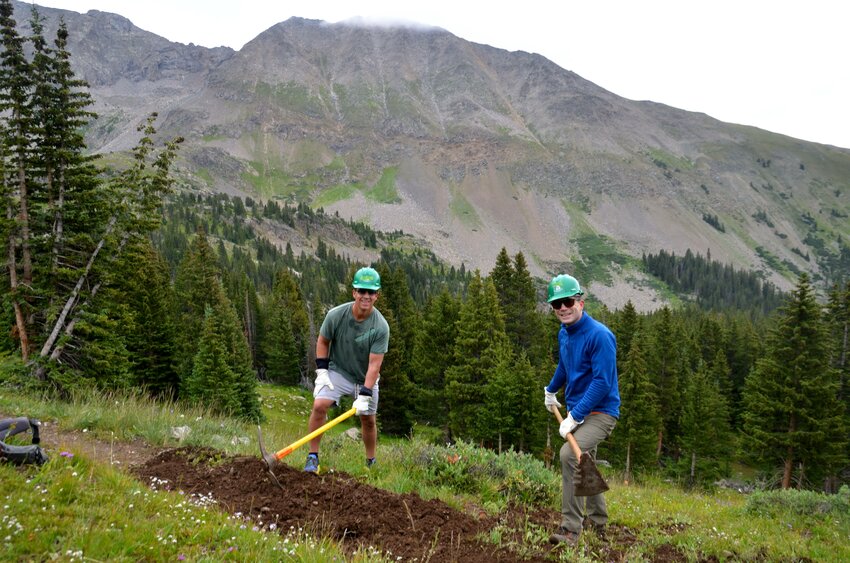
[574,453,609,497]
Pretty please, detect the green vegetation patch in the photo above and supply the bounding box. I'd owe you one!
[449,187,482,228]
[288,139,332,174]
[254,81,324,115]
[365,166,402,204]
[194,167,214,187]
[312,183,359,208]
[646,147,694,171]
[561,200,633,286]
[570,232,628,285]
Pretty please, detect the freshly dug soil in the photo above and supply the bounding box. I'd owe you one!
[132,447,557,562]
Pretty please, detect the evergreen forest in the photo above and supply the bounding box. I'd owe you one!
[2,2,849,493]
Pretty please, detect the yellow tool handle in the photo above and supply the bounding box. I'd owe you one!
[549,405,583,461]
[274,407,358,461]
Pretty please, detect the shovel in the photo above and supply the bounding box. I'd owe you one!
[549,405,609,496]
[258,406,357,489]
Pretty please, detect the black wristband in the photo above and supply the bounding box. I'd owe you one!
[359,386,373,397]
[316,358,329,369]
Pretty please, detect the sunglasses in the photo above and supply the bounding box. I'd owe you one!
[551,297,580,310]
[355,288,377,296]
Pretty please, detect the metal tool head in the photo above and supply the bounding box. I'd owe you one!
[257,425,284,490]
[574,453,609,496]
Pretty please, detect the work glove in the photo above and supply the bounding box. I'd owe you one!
[559,412,583,439]
[313,369,334,397]
[353,387,373,415]
[544,387,562,409]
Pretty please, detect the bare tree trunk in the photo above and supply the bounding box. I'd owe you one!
[14,113,32,287]
[625,442,632,485]
[656,429,663,459]
[38,216,114,362]
[243,292,255,361]
[7,203,29,361]
[51,166,64,273]
[782,450,793,489]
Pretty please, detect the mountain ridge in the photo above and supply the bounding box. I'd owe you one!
[16,2,850,309]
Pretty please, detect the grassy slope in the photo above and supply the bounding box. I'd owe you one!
[1,384,848,562]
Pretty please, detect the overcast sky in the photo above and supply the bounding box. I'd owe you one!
[30,0,850,149]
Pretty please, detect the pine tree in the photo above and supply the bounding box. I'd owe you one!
[183,285,261,421]
[678,361,732,485]
[34,115,182,382]
[268,269,310,381]
[824,281,850,492]
[647,306,683,459]
[409,288,460,430]
[604,330,660,481]
[490,249,548,367]
[113,240,179,398]
[481,349,541,452]
[174,229,222,383]
[374,263,419,375]
[185,304,240,415]
[0,0,36,358]
[612,301,640,368]
[741,274,846,489]
[445,273,510,442]
[261,301,299,384]
[480,343,520,451]
[724,313,763,427]
[372,307,414,436]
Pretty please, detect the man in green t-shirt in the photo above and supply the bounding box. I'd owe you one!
[304,267,390,473]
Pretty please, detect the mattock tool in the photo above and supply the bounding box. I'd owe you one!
[258,407,357,489]
[549,405,610,496]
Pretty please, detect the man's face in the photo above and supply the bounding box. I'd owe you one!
[352,288,378,314]
[550,295,584,326]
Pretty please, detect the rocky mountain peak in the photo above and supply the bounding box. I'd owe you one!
[10,1,850,309]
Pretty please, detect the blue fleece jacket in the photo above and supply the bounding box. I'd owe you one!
[545,312,620,421]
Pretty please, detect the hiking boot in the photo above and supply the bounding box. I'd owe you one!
[366,457,377,469]
[304,453,319,473]
[583,518,607,538]
[548,526,580,546]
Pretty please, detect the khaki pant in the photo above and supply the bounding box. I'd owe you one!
[559,413,617,533]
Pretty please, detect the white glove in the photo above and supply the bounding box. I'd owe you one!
[559,412,583,439]
[544,387,562,409]
[313,369,334,397]
[352,394,371,415]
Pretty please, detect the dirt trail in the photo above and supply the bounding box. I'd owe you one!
[133,447,560,562]
[14,417,702,561]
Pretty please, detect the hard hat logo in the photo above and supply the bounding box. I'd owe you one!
[547,274,582,302]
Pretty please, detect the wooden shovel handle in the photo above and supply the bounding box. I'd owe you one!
[549,405,583,460]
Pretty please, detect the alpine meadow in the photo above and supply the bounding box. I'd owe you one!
[1,1,849,561]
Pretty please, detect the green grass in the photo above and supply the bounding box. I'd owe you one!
[449,187,482,229]
[313,183,359,209]
[364,167,401,204]
[645,147,695,172]
[560,200,635,287]
[2,384,849,562]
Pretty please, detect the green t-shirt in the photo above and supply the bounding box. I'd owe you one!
[320,302,390,384]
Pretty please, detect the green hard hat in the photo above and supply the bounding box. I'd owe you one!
[352,267,381,290]
[547,274,583,302]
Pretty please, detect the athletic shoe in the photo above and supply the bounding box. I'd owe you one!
[304,453,319,473]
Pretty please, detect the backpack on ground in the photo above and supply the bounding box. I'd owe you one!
[0,417,48,465]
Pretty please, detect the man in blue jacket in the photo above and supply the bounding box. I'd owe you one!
[543,274,620,546]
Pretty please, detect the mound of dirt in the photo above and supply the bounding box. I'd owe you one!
[132,447,557,562]
[21,418,700,562]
